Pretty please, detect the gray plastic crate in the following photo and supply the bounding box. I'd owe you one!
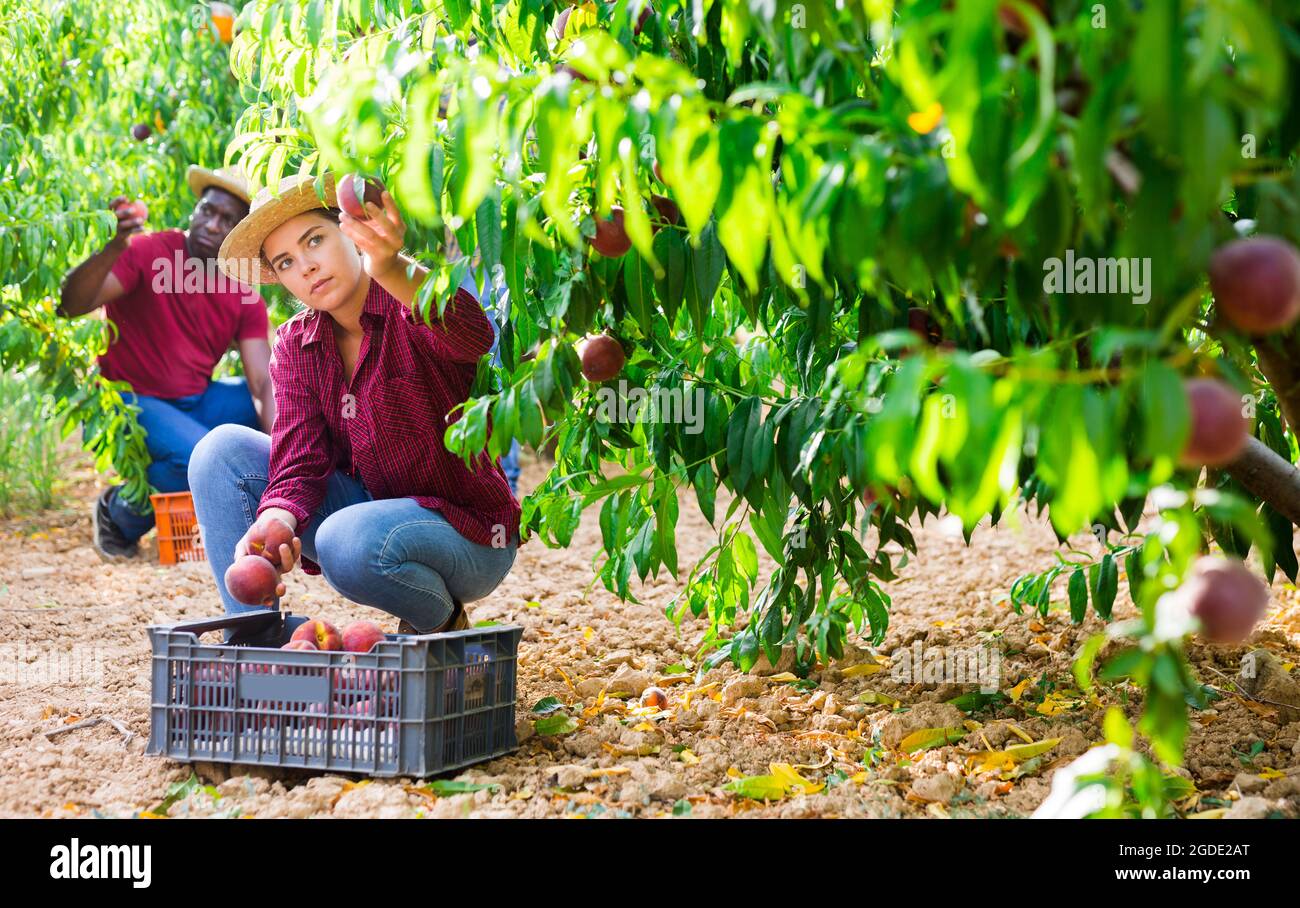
[146,611,523,778]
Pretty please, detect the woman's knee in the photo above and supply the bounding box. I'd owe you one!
[188,424,269,492]
[314,509,379,602]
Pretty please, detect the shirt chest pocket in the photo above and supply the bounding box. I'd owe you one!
[358,374,443,456]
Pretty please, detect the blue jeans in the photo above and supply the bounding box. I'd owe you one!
[188,424,519,637]
[500,441,520,495]
[108,377,259,542]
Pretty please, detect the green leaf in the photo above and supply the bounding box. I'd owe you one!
[534,713,578,736]
[1067,568,1088,624]
[732,531,758,583]
[692,465,716,525]
[652,228,687,327]
[723,774,787,801]
[684,223,725,334]
[1090,553,1118,620]
[715,119,773,292]
[623,245,656,336]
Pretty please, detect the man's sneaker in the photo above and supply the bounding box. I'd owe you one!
[397,599,470,635]
[91,487,140,562]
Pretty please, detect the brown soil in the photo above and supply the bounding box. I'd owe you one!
[1,443,1298,819]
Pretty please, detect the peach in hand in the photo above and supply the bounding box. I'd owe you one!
[247,516,295,564]
[223,555,280,607]
[337,173,384,220]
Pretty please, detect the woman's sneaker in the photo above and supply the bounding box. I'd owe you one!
[91,488,140,562]
[397,600,469,635]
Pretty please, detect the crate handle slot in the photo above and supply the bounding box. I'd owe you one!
[164,610,289,642]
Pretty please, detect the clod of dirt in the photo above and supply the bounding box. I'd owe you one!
[599,650,637,669]
[575,678,606,698]
[1224,797,1276,819]
[721,676,766,707]
[1232,772,1268,795]
[877,702,965,750]
[752,646,796,675]
[333,782,419,819]
[912,773,963,803]
[1264,773,1300,800]
[515,716,535,743]
[1238,649,1300,723]
[605,664,652,697]
[552,765,589,789]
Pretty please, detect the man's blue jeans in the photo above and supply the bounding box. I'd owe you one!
[500,441,520,495]
[107,377,259,543]
[188,424,519,636]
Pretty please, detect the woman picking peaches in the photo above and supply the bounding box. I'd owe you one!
[190,173,519,643]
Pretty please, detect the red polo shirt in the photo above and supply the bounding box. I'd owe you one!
[104,230,270,398]
[258,278,520,574]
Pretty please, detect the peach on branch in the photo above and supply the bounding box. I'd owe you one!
[1209,236,1300,334]
[650,194,680,227]
[580,334,626,382]
[1179,378,1250,468]
[589,206,631,257]
[1174,556,1269,644]
[337,173,384,220]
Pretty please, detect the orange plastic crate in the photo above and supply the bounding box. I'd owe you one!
[151,492,207,564]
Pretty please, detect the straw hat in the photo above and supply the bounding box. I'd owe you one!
[216,172,340,286]
[186,165,252,205]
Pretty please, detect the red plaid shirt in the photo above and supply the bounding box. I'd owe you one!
[257,278,520,575]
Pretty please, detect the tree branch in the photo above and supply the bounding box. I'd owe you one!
[1254,329,1300,434]
[1225,435,1300,526]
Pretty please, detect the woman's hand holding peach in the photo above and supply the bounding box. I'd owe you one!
[338,190,407,280]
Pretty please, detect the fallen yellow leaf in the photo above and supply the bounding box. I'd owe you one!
[1007,679,1031,702]
[1007,724,1035,744]
[899,726,966,753]
[840,663,884,679]
[679,748,700,765]
[967,738,1061,775]
[770,762,824,795]
[856,690,900,706]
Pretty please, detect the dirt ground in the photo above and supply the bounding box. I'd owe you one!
[1,441,1299,819]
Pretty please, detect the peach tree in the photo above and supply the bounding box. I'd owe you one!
[213,0,1300,796]
[0,0,246,507]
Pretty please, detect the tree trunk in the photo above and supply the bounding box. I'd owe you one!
[1225,436,1300,526]
[1254,329,1300,434]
